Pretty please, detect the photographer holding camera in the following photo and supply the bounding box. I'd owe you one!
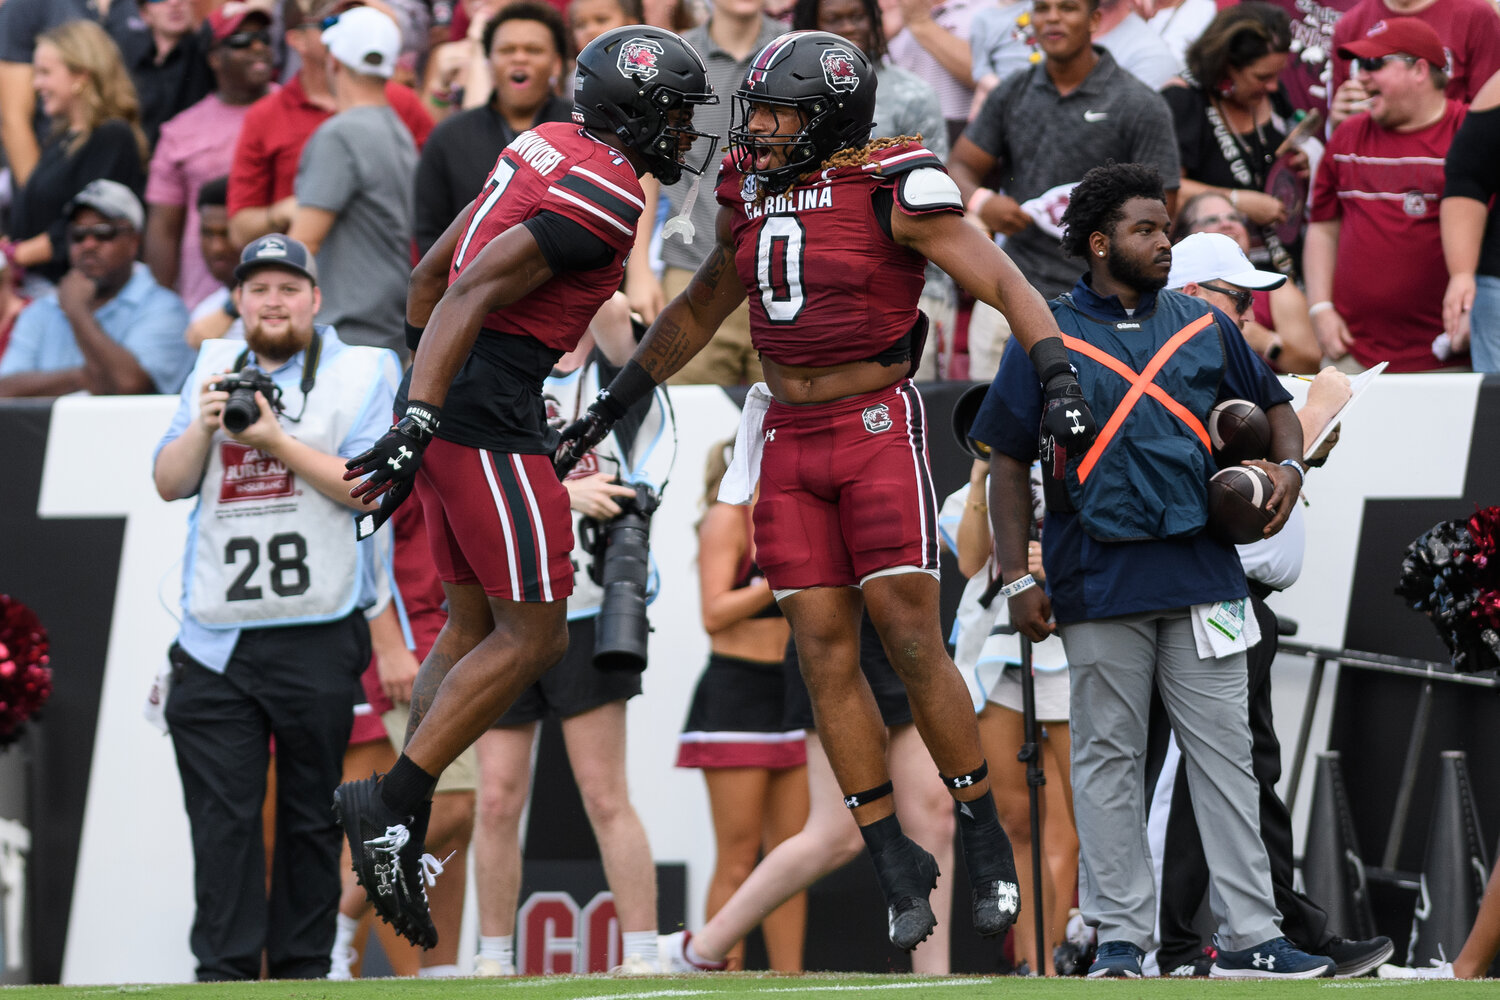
[152,234,401,981]
[468,293,676,976]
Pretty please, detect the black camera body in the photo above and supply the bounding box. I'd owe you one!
[580,481,661,673]
[213,366,283,434]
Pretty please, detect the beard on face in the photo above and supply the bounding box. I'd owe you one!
[243,314,311,365]
[1106,241,1169,296]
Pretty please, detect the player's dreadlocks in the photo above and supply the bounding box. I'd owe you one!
[822,134,921,171]
[1058,161,1167,260]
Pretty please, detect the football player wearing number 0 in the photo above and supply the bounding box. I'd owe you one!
[151,234,401,981]
[561,30,1099,954]
[335,26,716,947]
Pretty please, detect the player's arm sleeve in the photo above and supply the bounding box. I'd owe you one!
[970,338,1044,463]
[521,210,616,272]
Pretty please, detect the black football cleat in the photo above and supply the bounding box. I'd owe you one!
[333,774,438,949]
[870,835,941,951]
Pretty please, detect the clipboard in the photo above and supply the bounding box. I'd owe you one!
[1301,361,1386,461]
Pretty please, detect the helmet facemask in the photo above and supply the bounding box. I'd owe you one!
[629,86,719,186]
[728,93,828,195]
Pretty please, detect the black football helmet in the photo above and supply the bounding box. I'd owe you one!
[730,30,877,194]
[573,26,718,185]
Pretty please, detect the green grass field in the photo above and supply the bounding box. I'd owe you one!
[10,974,1492,1000]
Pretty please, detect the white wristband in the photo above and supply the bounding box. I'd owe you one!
[1307,301,1335,317]
[998,574,1037,599]
[967,187,995,217]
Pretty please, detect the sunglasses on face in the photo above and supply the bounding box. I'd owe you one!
[222,29,272,49]
[1355,54,1417,73]
[1201,282,1254,315]
[69,223,127,243]
[1191,211,1249,230]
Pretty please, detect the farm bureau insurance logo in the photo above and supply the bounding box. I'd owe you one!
[218,442,294,503]
[821,46,860,92]
[617,37,662,81]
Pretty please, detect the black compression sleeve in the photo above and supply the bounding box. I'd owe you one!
[522,211,616,272]
[1028,335,1074,388]
[597,359,657,420]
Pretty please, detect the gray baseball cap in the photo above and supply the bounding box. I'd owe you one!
[66,179,144,230]
[234,234,319,285]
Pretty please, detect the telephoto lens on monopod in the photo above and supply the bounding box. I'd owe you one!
[590,482,660,672]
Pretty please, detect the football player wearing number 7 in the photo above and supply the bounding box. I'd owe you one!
[558,29,1099,955]
[335,26,716,948]
[151,233,401,981]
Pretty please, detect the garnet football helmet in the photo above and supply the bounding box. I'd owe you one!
[730,30,877,193]
[573,26,718,185]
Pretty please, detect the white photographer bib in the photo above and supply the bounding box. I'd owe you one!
[185,336,390,628]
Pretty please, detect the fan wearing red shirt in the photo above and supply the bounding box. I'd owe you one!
[226,1,433,246]
[1306,17,1469,371]
[1327,0,1500,129]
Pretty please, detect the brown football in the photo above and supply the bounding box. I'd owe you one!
[1208,465,1276,545]
[1208,398,1271,469]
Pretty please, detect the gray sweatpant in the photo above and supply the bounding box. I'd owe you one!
[1059,609,1281,951]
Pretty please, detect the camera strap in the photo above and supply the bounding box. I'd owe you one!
[233,331,323,423]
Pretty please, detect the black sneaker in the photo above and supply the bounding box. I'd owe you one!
[1159,945,1217,977]
[332,774,438,949]
[869,835,940,951]
[1318,935,1394,978]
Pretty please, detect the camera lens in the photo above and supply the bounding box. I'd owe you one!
[222,387,260,433]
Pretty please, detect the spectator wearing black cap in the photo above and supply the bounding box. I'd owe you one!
[0,180,190,397]
[152,232,400,981]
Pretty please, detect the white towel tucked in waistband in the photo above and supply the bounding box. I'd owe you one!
[718,382,774,504]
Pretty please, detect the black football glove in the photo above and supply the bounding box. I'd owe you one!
[344,401,440,538]
[1041,376,1098,456]
[553,403,612,478]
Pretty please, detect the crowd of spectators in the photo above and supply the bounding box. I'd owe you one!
[1,0,1498,391]
[3,0,1500,983]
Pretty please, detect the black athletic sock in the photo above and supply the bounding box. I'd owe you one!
[956,790,1016,879]
[858,812,904,855]
[381,753,438,818]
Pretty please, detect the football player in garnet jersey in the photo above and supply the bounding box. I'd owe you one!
[560,30,1099,955]
[335,26,715,949]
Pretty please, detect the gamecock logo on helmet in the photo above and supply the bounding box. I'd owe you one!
[618,37,663,81]
[821,46,860,92]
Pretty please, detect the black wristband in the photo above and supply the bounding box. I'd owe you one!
[1028,336,1074,388]
[404,320,425,352]
[404,400,442,438]
[595,358,656,421]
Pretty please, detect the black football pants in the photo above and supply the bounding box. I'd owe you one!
[165,612,367,980]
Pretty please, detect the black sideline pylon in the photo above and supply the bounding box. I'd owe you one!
[1407,751,1490,966]
[1302,751,1377,940]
